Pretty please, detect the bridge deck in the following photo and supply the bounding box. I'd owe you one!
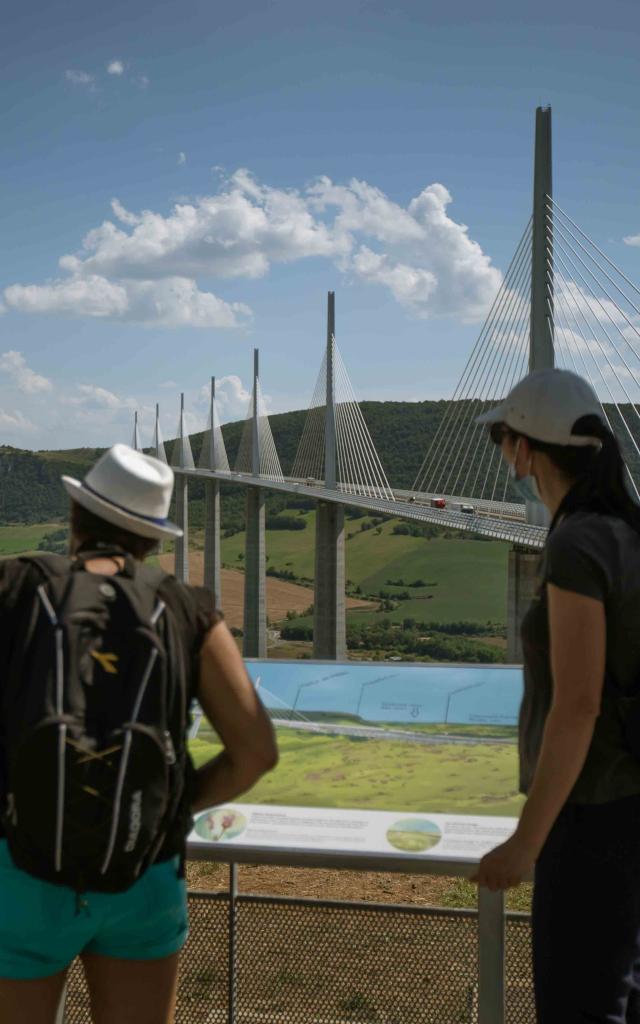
[178,467,547,549]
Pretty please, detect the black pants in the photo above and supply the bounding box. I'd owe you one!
[533,793,640,1023]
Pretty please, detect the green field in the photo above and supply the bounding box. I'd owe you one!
[189,726,524,817]
[386,826,442,852]
[220,512,509,626]
[0,513,509,628]
[0,523,62,557]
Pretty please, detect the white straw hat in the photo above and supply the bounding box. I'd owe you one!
[475,368,604,447]
[62,443,183,540]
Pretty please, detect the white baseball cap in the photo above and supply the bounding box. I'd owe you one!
[475,369,604,448]
[62,443,183,540]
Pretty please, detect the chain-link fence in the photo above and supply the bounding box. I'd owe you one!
[63,889,532,1023]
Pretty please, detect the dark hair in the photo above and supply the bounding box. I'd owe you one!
[70,501,158,560]
[493,415,640,533]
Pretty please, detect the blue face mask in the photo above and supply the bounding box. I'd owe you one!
[509,439,541,503]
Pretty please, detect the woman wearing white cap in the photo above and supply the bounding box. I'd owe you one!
[0,444,278,1024]
[471,369,640,1022]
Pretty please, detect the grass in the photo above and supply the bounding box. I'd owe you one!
[221,512,509,626]
[0,523,63,557]
[0,512,508,625]
[221,510,318,580]
[189,726,524,817]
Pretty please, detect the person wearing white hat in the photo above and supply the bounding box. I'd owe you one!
[61,442,185,544]
[470,369,640,1022]
[0,444,278,1024]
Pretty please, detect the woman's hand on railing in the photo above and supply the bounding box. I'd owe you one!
[470,833,537,892]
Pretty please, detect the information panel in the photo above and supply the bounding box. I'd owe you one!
[188,802,518,868]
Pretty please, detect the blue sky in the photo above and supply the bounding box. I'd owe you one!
[2,0,640,449]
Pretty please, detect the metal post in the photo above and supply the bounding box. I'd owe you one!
[228,862,238,1024]
[478,886,505,1024]
[204,377,222,606]
[325,292,337,490]
[55,985,67,1024]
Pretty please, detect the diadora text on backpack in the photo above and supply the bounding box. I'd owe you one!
[1,551,188,893]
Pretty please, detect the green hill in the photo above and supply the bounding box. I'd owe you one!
[3,397,635,527]
[0,401,447,525]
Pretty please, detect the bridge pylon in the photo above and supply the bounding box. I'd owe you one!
[314,291,346,660]
[171,392,194,583]
[201,376,228,609]
[242,349,267,658]
[509,106,554,659]
[151,404,167,464]
[131,410,142,452]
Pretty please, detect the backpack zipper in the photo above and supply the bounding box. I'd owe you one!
[38,586,67,874]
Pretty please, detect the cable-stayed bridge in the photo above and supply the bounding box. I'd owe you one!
[131,107,640,662]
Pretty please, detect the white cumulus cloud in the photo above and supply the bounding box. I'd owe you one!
[0,409,35,432]
[0,351,52,394]
[3,170,501,327]
[65,69,94,87]
[73,384,132,410]
[4,276,250,329]
[107,59,124,76]
[203,375,253,421]
[178,152,187,166]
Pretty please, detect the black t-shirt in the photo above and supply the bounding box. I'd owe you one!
[520,508,640,804]
[0,556,222,841]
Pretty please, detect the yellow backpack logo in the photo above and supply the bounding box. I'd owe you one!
[90,650,119,675]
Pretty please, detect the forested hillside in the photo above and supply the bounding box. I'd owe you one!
[0,401,448,525]
[1,399,636,526]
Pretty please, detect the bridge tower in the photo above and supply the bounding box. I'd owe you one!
[171,392,194,583]
[243,349,267,658]
[314,291,347,660]
[508,105,553,661]
[131,411,141,451]
[203,377,223,609]
[152,404,167,464]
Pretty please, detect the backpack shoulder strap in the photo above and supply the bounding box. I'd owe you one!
[19,553,71,583]
[135,563,168,591]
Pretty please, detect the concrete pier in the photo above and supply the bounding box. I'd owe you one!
[313,500,346,660]
[506,546,541,662]
[174,473,189,583]
[243,484,267,658]
[203,478,221,608]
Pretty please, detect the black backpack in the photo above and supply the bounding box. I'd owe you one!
[0,551,189,893]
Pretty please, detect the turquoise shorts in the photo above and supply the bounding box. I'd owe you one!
[0,840,188,979]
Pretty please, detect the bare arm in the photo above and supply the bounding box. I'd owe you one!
[191,620,278,813]
[514,583,606,855]
[472,583,605,889]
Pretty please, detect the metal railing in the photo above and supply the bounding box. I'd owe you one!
[62,865,533,1024]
